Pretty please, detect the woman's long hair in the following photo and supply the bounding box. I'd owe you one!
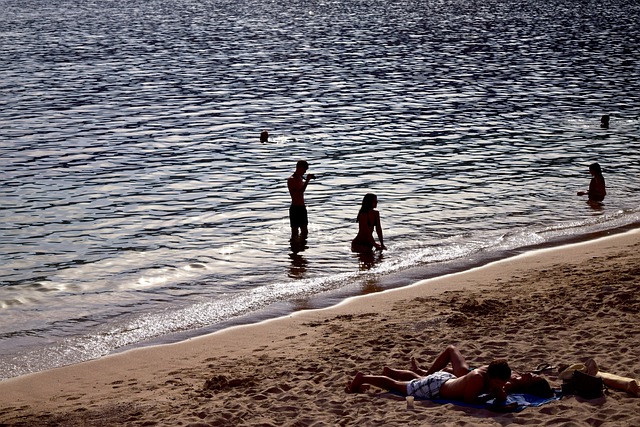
[357,193,377,221]
[590,162,605,182]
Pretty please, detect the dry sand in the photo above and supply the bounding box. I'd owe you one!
[1,229,639,427]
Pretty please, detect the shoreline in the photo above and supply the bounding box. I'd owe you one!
[101,221,640,351]
[1,229,639,426]
[2,222,639,383]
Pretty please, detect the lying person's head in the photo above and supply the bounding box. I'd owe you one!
[510,372,554,398]
[487,359,512,392]
[488,359,512,381]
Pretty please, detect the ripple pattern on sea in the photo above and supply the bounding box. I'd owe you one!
[1,0,639,379]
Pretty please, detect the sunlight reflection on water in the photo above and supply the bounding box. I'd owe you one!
[1,0,639,379]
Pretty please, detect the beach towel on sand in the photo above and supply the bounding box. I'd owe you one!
[385,389,561,412]
[429,393,560,413]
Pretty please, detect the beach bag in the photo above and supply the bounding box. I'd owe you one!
[563,370,605,399]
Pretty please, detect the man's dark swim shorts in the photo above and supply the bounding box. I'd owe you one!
[289,204,308,228]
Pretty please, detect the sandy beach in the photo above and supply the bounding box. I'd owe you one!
[1,229,639,427]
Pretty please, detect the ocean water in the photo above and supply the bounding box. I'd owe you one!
[1,0,639,380]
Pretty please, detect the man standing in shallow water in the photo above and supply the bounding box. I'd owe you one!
[288,160,315,240]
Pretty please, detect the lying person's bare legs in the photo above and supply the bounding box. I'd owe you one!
[382,366,422,381]
[410,357,428,375]
[412,345,471,377]
[346,371,410,395]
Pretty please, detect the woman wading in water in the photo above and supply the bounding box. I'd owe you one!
[351,193,386,252]
[577,162,606,204]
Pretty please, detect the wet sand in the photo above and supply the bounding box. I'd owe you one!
[1,230,639,427]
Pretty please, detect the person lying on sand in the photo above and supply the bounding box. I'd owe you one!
[346,345,512,404]
[410,345,554,398]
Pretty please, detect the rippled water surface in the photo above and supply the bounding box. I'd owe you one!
[1,0,639,379]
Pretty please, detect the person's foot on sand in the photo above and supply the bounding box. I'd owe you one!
[346,371,365,393]
[410,356,420,372]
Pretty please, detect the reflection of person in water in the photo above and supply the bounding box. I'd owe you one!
[351,193,386,253]
[577,162,606,203]
[288,250,308,279]
[356,250,384,272]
